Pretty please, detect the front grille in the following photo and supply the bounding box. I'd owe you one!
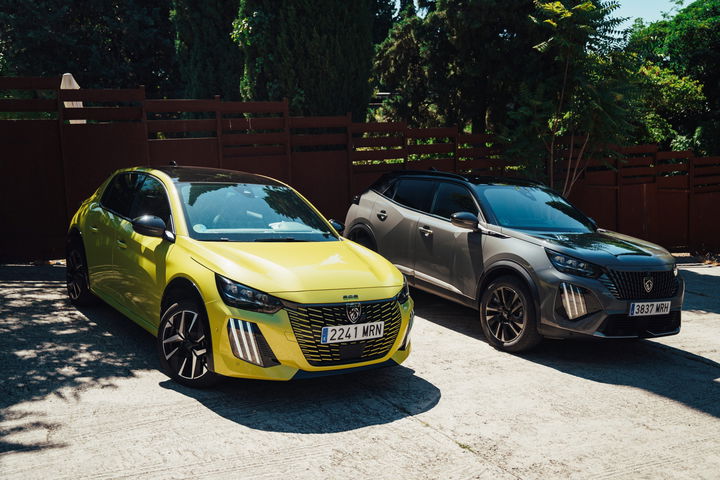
[286,300,402,366]
[604,269,678,300]
[600,311,680,337]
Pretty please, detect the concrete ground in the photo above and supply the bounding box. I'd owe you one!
[1,258,719,479]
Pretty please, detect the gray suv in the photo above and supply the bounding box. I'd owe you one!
[344,171,684,352]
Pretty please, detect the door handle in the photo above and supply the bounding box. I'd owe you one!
[116,239,127,249]
[419,225,433,237]
[376,210,388,221]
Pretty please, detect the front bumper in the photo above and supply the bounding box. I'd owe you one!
[205,296,414,381]
[534,267,685,340]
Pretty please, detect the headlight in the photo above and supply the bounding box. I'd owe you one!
[216,274,282,313]
[396,276,410,304]
[546,249,601,278]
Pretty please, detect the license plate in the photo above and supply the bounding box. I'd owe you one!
[321,321,384,344]
[629,301,671,316]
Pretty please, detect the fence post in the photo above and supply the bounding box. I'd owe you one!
[55,75,72,223]
[688,153,695,251]
[345,112,353,206]
[283,98,292,183]
[139,85,151,166]
[402,121,408,169]
[452,125,459,173]
[214,95,222,168]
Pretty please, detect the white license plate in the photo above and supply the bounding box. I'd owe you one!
[629,301,671,316]
[321,321,384,344]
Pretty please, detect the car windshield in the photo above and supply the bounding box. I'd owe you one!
[473,184,594,232]
[178,182,338,242]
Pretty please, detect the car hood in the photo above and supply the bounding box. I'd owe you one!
[188,239,403,294]
[517,229,675,268]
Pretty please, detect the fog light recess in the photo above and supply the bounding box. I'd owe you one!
[227,319,279,367]
[557,283,601,320]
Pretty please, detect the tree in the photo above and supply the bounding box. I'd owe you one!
[232,0,375,119]
[171,1,243,100]
[0,0,179,97]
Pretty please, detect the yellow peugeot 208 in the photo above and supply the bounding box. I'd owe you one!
[66,166,413,387]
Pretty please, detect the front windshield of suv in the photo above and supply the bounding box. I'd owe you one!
[178,182,338,242]
[474,185,594,232]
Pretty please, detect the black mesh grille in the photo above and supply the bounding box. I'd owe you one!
[285,300,402,366]
[605,269,678,300]
[600,311,680,337]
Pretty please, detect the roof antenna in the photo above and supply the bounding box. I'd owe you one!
[169,160,177,167]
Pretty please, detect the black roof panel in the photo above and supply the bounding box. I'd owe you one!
[155,166,284,185]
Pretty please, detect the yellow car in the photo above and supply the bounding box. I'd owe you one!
[66,166,413,387]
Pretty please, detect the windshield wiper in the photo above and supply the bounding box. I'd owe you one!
[254,237,308,242]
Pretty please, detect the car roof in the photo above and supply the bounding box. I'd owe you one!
[380,170,545,188]
[154,165,284,186]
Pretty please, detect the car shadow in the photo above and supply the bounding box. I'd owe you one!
[412,288,720,419]
[679,268,720,315]
[159,364,440,434]
[0,265,440,451]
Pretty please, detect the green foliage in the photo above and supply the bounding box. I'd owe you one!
[233,0,374,119]
[0,0,179,97]
[171,1,243,100]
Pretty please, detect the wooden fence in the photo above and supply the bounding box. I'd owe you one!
[1,76,719,260]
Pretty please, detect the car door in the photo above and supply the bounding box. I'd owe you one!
[115,174,173,326]
[86,172,142,302]
[412,181,484,299]
[371,178,436,277]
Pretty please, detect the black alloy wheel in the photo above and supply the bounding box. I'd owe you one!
[157,300,219,388]
[66,239,96,306]
[479,275,541,352]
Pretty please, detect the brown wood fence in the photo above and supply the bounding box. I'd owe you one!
[1,76,719,260]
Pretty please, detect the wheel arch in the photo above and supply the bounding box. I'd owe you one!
[346,222,377,251]
[477,261,541,314]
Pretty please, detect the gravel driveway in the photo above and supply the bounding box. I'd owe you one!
[1,258,719,479]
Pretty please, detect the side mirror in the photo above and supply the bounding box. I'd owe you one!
[588,217,598,230]
[132,215,166,238]
[450,211,479,230]
[328,219,345,235]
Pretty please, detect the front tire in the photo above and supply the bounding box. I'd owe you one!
[157,300,219,388]
[66,238,97,306]
[479,275,542,353]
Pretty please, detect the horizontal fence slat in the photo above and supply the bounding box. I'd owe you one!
[218,101,286,114]
[63,106,143,121]
[656,150,693,160]
[222,132,286,146]
[621,166,656,177]
[223,145,287,157]
[694,174,720,186]
[694,165,720,176]
[0,76,60,90]
[457,147,500,158]
[656,162,688,172]
[59,88,145,102]
[146,119,217,133]
[406,127,457,138]
[223,154,288,164]
[145,99,220,112]
[620,144,659,155]
[350,122,405,133]
[290,116,348,129]
[353,137,404,148]
[351,163,403,173]
[458,133,495,144]
[222,117,284,131]
[407,143,454,155]
[351,148,406,162]
[693,157,720,167]
[291,133,346,147]
[0,99,57,112]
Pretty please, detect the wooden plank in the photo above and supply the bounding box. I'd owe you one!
[350,122,404,133]
[291,133,346,147]
[694,165,720,176]
[693,174,720,186]
[146,119,217,133]
[351,163,403,173]
[457,146,500,158]
[0,99,57,112]
[656,150,693,160]
[289,116,348,128]
[620,157,653,167]
[458,133,495,144]
[406,127,456,138]
[694,184,720,194]
[407,143,454,155]
[655,162,688,173]
[222,117,284,131]
[144,99,220,112]
[222,132,287,145]
[223,153,288,163]
[657,175,688,189]
[63,106,143,121]
[620,144,659,155]
[217,101,286,114]
[353,137,404,148]
[351,148,406,162]
[693,156,720,167]
[223,145,286,157]
[59,88,145,102]
[0,76,60,90]
[620,166,655,177]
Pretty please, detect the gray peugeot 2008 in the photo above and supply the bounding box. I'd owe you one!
[344,170,684,352]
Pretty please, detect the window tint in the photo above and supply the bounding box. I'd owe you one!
[130,176,172,227]
[431,182,478,219]
[392,179,434,212]
[370,176,396,197]
[100,173,144,217]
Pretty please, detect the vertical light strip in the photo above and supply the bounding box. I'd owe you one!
[562,283,575,318]
[243,321,262,366]
[230,319,245,359]
[236,319,253,362]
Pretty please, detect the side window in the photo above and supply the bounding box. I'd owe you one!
[100,172,143,218]
[431,183,478,219]
[392,179,435,213]
[130,176,172,227]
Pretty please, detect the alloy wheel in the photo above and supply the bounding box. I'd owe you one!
[66,248,86,301]
[484,286,526,344]
[160,309,209,380]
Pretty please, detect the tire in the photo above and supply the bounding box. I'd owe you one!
[66,238,97,306]
[157,300,220,388]
[479,275,542,353]
[351,227,377,251]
